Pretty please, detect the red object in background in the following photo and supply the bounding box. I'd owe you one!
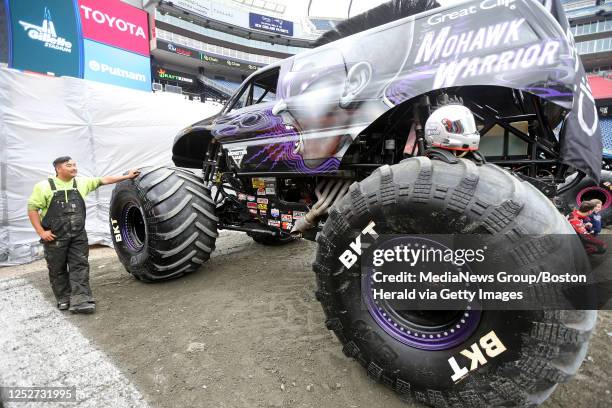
[587,75,612,101]
[78,0,149,56]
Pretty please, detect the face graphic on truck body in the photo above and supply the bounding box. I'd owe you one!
[207,0,599,178]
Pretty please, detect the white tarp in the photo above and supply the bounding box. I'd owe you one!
[0,68,221,265]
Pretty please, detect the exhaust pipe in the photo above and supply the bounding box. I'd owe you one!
[291,179,351,235]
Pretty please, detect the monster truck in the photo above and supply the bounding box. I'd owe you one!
[109,0,603,406]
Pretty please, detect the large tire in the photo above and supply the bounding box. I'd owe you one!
[558,170,612,224]
[313,157,596,407]
[109,165,218,282]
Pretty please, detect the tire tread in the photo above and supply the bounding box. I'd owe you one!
[110,166,218,282]
[312,157,596,408]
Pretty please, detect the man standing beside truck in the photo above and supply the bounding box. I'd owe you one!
[27,156,140,314]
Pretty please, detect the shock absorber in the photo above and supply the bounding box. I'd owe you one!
[203,141,221,188]
[414,95,431,155]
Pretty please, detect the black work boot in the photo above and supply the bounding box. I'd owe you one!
[69,302,96,314]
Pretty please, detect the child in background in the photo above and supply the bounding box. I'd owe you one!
[586,199,603,236]
[568,201,607,255]
[568,201,595,235]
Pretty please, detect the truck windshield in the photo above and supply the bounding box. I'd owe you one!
[228,68,279,112]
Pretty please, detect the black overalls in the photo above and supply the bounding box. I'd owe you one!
[41,178,93,306]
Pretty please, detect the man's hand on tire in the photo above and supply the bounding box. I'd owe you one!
[127,169,141,179]
[39,230,56,242]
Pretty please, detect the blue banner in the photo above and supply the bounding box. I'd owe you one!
[0,2,7,63]
[84,39,151,92]
[249,12,293,36]
[6,0,82,77]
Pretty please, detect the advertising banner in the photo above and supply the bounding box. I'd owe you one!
[172,0,212,18]
[171,0,249,27]
[157,40,260,72]
[84,39,151,92]
[154,67,195,85]
[0,2,8,63]
[158,40,196,58]
[78,0,149,57]
[249,13,293,36]
[6,0,81,77]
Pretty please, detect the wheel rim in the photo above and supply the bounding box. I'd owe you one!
[576,185,612,210]
[121,203,146,251]
[366,296,481,350]
[364,236,481,350]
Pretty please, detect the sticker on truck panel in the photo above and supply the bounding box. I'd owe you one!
[447,330,507,383]
[228,147,247,166]
[268,220,280,228]
[257,203,268,210]
[271,208,280,218]
[257,198,269,204]
[247,195,256,202]
[281,221,292,230]
[110,218,122,242]
[292,211,305,219]
[257,188,266,196]
[264,178,275,195]
[238,193,247,200]
[247,202,258,209]
[252,178,265,189]
[281,214,292,222]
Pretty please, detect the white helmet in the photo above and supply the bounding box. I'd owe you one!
[424,104,480,151]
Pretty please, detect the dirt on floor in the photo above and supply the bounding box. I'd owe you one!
[1,231,611,408]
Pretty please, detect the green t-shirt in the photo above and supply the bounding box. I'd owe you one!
[27,176,103,218]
